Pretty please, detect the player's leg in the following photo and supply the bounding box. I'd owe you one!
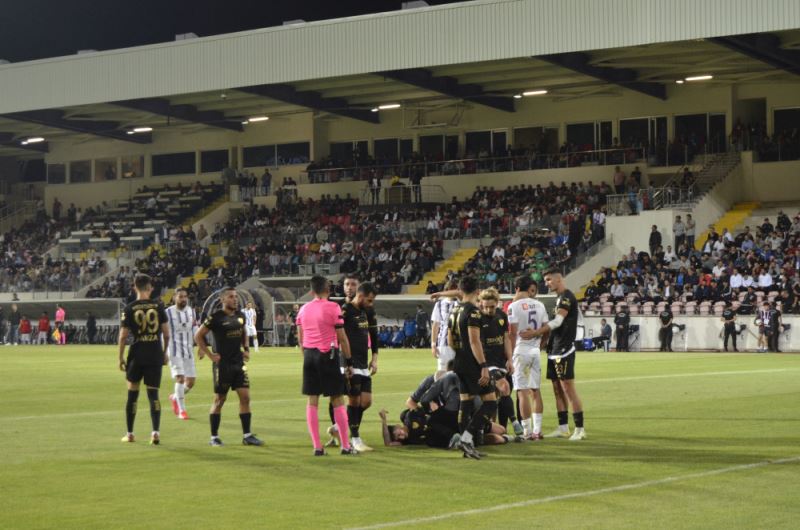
[209,392,227,445]
[559,357,585,440]
[544,357,570,437]
[347,378,363,446]
[236,387,262,445]
[460,390,498,457]
[531,351,544,437]
[351,379,374,452]
[123,373,141,442]
[494,376,521,436]
[170,364,185,416]
[142,364,163,444]
[666,327,673,351]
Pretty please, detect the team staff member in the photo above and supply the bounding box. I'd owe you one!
[658,307,673,352]
[766,302,783,353]
[449,276,497,460]
[721,303,738,352]
[296,275,357,456]
[479,287,522,437]
[614,305,630,352]
[341,282,379,453]
[119,274,170,445]
[196,287,263,447]
[526,269,586,441]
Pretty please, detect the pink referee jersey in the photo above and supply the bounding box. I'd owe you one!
[296,298,343,352]
[55,308,66,323]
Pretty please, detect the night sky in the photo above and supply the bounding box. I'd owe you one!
[0,0,469,63]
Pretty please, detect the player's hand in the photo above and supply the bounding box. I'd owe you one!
[369,360,378,375]
[519,329,536,340]
[345,366,353,379]
[209,352,221,363]
[428,401,439,412]
[197,349,205,360]
[163,355,168,366]
[432,346,439,358]
[506,359,514,375]
[429,292,442,301]
[378,409,388,420]
[479,367,490,386]
[118,359,126,372]
[243,349,250,362]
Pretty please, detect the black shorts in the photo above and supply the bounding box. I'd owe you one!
[546,353,576,381]
[455,368,495,397]
[126,358,162,388]
[212,362,249,395]
[302,348,346,397]
[347,373,373,396]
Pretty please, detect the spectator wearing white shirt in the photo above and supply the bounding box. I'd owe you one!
[758,271,773,288]
[491,245,505,260]
[673,215,686,248]
[721,228,734,243]
[663,245,677,264]
[730,269,744,290]
[610,279,625,301]
[742,273,754,288]
[712,260,726,279]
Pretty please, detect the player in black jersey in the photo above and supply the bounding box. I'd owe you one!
[614,306,630,352]
[526,269,586,441]
[449,276,497,459]
[195,287,263,447]
[118,274,170,445]
[478,287,522,438]
[340,282,379,452]
[721,303,738,352]
[658,308,673,352]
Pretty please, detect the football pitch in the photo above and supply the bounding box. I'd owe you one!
[1,347,798,529]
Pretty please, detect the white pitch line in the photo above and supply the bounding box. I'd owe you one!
[3,367,797,422]
[348,456,800,530]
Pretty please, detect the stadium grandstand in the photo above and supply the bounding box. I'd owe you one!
[2,0,800,528]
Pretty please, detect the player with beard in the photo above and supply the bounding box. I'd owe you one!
[167,288,198,420]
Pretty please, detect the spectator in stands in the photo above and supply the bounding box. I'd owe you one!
[390,326,405,348]
[261,168,272,196]
[613,166,626,194]
[649,225,662,256]
[673,215,686,248]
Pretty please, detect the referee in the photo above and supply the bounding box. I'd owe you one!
[296,276,357,456]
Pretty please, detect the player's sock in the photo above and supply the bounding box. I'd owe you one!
[210,413,221,437]
[306,405,322,449]
[125,390,139,433]
[240,412,252,437]
[328,402,336,427]
[573,411,584,429]
[333,405,351,450]
[347,405,361,439]
[557,410,569,432]
[499,395,516,426]
[533,413,543,434]
[175,382,185,413]
[459,399,475,433]
[460,430,474,445]
[146,388,161,432]
[253,337,259,353]
[467,400,498,437]
[522,417,533,435]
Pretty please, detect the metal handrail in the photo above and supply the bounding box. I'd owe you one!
[359,183,448,205]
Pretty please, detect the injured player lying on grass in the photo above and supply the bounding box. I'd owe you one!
[378,370,514,450]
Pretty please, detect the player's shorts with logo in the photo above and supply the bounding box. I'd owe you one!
[437,345,456,371]
[245,325,257,338]
[169,355,196,378]
[546,348,576,381]
[455,365,496,396]
[302,348,346,397]
[512,348,541,389]
[346,370,373,396]
[212,361,249,394]
[126,357,163,388]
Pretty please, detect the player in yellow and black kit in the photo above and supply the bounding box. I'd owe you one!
[448,276,497,459]
[118,274,170,445]
[340,281,379,452]
[195,287,263,447]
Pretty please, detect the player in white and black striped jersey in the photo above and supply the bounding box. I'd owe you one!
[430,280,459,380]
[167,288,198,420]
[243,302,259,353]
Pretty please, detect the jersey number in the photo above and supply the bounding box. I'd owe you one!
[134,309,159,334]
[527,311,539,329]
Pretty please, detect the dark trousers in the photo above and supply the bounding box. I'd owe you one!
[723,323,737,351]
[767,328,780,352]
[616,326,629,351]
[659,326,673,351]
[675,235,685,249]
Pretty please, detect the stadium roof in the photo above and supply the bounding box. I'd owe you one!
[1,0,799,156]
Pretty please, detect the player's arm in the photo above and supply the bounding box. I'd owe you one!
[503,329,513,374]
[378,409,403,447]
[161,322,170,365]
[336,328,353,378]
[195,324,219,363]
[467,313,489,385]
[241,325,250,361]
[430,320,440,357]
[527,307,567,338]
[509,322,518,353]
[297,325,304,348]
[117,326,129,372]
[430,289,460,301]
[368,310,379,375]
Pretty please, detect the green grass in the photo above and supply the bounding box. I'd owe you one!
[1,346,799,529]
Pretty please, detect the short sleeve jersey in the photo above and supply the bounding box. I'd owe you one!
[481,309,508,368]
[449,301,483,372]
[722,308,736,322]
[507,297,549,351]
[341,301,377,369]
[550,289,579,355]
[659,310,672,325]
[121,299,168,365]
[202,310,246,364]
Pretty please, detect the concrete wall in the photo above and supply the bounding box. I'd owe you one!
[744,158,800,203]
[606,209,679,257]
[584,315,798,352]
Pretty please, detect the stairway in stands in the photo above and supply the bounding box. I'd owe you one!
[406,247,478,295]
[694,201,760,251]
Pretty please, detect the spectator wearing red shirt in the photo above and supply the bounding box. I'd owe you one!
[19,316,32,345]
[38,312,50,345]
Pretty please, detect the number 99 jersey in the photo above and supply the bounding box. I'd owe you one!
[507,297,548,352]
[121,299,168,365]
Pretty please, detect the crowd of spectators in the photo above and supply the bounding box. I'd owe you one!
[582,212,800,315]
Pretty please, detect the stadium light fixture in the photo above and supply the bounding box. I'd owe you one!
[685,75,713,82]
[241,120,249,124]
[522,90,548,96]
[675,79,684,84]
[23,137,45,144]
[378,103,401,110]
[513,94,523,99]
[371,108,379,112]
[248,116,269,122]
[132,127,153,133]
